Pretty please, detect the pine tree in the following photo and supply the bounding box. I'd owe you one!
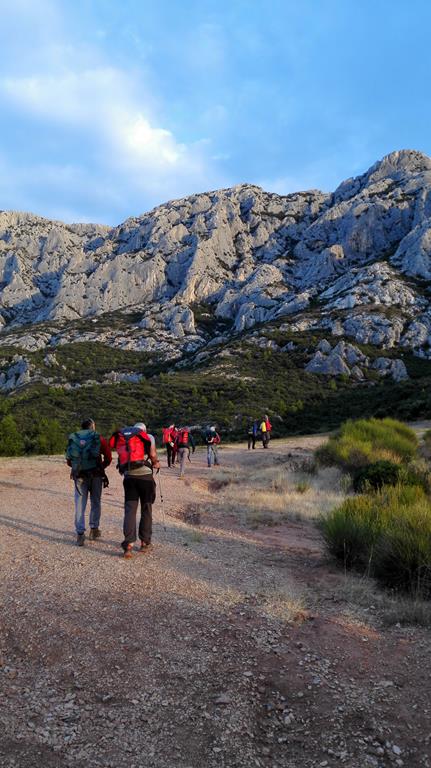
[32,418,66,455]
[0,414,24,456]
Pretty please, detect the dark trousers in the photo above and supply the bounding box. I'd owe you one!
[166,443,175,467]
[247,435,256,450]
[122,475,156,548]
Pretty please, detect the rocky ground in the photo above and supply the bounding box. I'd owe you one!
[0,439,430,768]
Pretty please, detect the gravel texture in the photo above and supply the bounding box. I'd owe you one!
[0,440,430,768]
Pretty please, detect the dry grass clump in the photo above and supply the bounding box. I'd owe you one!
[208,464,347,527]
[259,583,307,623]
[331,574,431,627]
[381,598,431,627]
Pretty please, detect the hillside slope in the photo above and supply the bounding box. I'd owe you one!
[1,149,431,434]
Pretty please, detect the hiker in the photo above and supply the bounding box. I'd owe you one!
[205,426,221,467]
[109,422,160,559]
[175,426,195,478]
[162,424,177,468]
[247,419,258,450]
[260,414,272,448]
[171,426,178,465]
[65,418,112,546]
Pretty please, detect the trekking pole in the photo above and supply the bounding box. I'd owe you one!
[157,471,166,532]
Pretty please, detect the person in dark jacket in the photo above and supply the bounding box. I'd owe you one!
[247,419,258,450]
[66,418,112,546]
[205,426,220,467]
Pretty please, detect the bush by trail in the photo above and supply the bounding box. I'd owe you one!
[320,485,431,597]
[353,460,401,492]
[316,417,418,473]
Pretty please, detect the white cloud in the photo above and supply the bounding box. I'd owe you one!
[0,6,229,222]
[1,66,198,173]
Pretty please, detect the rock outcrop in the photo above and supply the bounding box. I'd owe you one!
[305,340,408,382]
[0,355,33,391]
[1,149,431,389]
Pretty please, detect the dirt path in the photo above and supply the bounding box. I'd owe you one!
[0,439,430,768]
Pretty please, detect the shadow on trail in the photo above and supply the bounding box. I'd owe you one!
[0,513,122,558]
[0,480,124,510]
[0,480,71,498]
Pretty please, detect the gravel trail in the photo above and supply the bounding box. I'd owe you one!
[1,441,430,768]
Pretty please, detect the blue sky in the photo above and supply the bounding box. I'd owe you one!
[0,0,430,224]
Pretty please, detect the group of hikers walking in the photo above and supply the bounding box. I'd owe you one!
[65,415,271,559]
[161,425,221,470]
[65,420,222,559]
[247,414,272,450]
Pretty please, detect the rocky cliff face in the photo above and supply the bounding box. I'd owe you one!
[1,149,431,390]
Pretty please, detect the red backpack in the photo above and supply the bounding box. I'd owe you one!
[162,427,172,445]
[110,426,152,474]
[177,429,189,446]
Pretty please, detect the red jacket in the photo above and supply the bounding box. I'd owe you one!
[99,437,112,468]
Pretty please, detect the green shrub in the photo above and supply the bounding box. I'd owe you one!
[0,414,24,456]
[316,417,418,472]
[320,494,383,570]
[398,459,431,494]
[353,460,401,492]
[27,418,66,455]
[321,485,431,596]
[374,501,431,595]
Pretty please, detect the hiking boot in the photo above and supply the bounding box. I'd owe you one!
[89,528,101,540]
[77,533,85,547]
[123,544,133,559]
[139,542,153,553]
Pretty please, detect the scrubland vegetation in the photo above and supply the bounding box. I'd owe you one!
[318,417,431,603]
[2,336,431,456]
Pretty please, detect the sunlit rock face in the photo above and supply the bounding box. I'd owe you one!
[1,149,431,378]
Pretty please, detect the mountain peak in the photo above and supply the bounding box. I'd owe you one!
[367,149,431,181]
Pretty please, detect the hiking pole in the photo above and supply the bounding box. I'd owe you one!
[157,471,166,532]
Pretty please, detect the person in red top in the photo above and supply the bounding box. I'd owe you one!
[175,427,195,478]
[66,418,112,545]
[162,424,177,468]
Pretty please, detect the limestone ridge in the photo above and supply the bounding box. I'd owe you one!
[1,149,431,389]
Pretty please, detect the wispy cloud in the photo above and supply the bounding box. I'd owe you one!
[0,3,228,222]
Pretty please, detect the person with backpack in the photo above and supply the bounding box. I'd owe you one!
[175,427,195,478]
[162,424,177,468]
[247,419,258,450]
[109,422,160,559]
[65,418,112,546]
[260,414,272,448]
[205,426,221,467]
